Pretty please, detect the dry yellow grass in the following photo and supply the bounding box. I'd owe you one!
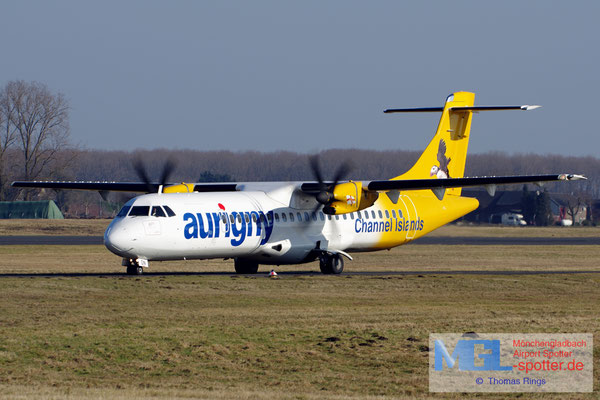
[0,219,110,236]
[0,239,598,399]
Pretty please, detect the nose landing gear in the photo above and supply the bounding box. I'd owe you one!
[123,258,148,275]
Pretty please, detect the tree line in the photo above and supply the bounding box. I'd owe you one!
[1,80,598,218]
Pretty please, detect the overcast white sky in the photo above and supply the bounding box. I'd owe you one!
[2,1,599,156]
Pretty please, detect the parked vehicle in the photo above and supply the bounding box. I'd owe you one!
[501,213,527,226]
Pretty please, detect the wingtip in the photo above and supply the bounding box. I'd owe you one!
[521,105,542,111]
[560,174,587,181]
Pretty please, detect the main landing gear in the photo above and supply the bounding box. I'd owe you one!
[234,258,259,274]
[319,253,344,274]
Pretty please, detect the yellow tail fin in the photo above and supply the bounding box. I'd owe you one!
[392,91,475,196]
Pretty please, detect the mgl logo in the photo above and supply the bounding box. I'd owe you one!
[435,339,513,371]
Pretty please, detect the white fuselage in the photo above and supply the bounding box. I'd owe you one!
[103,185,425,265]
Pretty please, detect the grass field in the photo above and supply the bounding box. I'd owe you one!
[0,222,598,399]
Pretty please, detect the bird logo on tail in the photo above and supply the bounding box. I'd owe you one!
[430,139,451,179]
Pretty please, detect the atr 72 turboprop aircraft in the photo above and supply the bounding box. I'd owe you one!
[13,92,585,275]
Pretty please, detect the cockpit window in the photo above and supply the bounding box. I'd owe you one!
[163,205,176,217]
[117,205,131,217]
[129,206,150,216]
[151,206,166,217]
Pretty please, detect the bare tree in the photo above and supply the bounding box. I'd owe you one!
[564,192,587,225]
[0,90,19,199]
[2,80,71,199]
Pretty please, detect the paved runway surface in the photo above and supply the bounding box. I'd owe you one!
[0,270,598,278]
[1,235,599,246]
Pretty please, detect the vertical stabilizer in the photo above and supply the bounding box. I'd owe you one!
[392,92,475,196]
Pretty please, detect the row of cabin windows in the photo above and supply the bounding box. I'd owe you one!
[118,205,404,222]
[272,208,403,223]
[118,205,177,218]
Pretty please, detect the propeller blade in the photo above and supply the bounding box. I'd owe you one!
[309,156,325,192]
[132,159,154,193]
[331,162,352,188]
[159,159,176,187]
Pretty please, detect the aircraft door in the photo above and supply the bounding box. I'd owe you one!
[398,195,418,240]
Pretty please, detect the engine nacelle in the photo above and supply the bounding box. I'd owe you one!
[323,181,379,215]
[162,183,194,193]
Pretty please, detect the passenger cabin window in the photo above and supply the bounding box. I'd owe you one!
[350,213,354,220]
[378,210,383,219]
[163,205,176,217]
[117,205,131,217]
[343,214,347,220]
[297,212,302,222]
[129,206,150,216]
[385,210,390,218]
[304,212,309,222]
[371,210,376,219]
[281,213,287,222]
[327,215,332,220]
[289,213,295,222]
[245,213,250,223]
[252,214,258,223]
[311,212,317,221]
[267,213,273,223]
[319,212,325,221]
[397,209,403,218]
[230,215,235,223]
[151,206,166,217]
[335,215,340,220]
[274,213,280,222]
[391,210,396,218]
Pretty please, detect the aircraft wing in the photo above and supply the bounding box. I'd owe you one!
[11,181,239,193]
[14,173,586,194]
[364,173,586,200]
[366,174,586,191]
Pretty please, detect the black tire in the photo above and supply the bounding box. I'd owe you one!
[330,255,344,274]
[126,265,144,275]
[234,258,259,274]
[320,256,333,274]
[320,254,344,275]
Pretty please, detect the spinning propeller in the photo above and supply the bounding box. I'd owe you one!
[133,159,176,193]
[309,156,352,214]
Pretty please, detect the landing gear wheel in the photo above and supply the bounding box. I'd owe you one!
[234,258,259,274]
[126,265,143,275]
[320,254,344,275]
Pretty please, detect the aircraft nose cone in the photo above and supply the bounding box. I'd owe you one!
[104,225,136,257]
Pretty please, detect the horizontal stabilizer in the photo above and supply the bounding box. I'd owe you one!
[384,105,541,113]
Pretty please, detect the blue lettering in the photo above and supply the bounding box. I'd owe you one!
[435,339,512,371]
[260,210,274,245]
[211,213,221,237]
[197,213,213,239]
[183,213,198,239]
[230,212,247,247]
